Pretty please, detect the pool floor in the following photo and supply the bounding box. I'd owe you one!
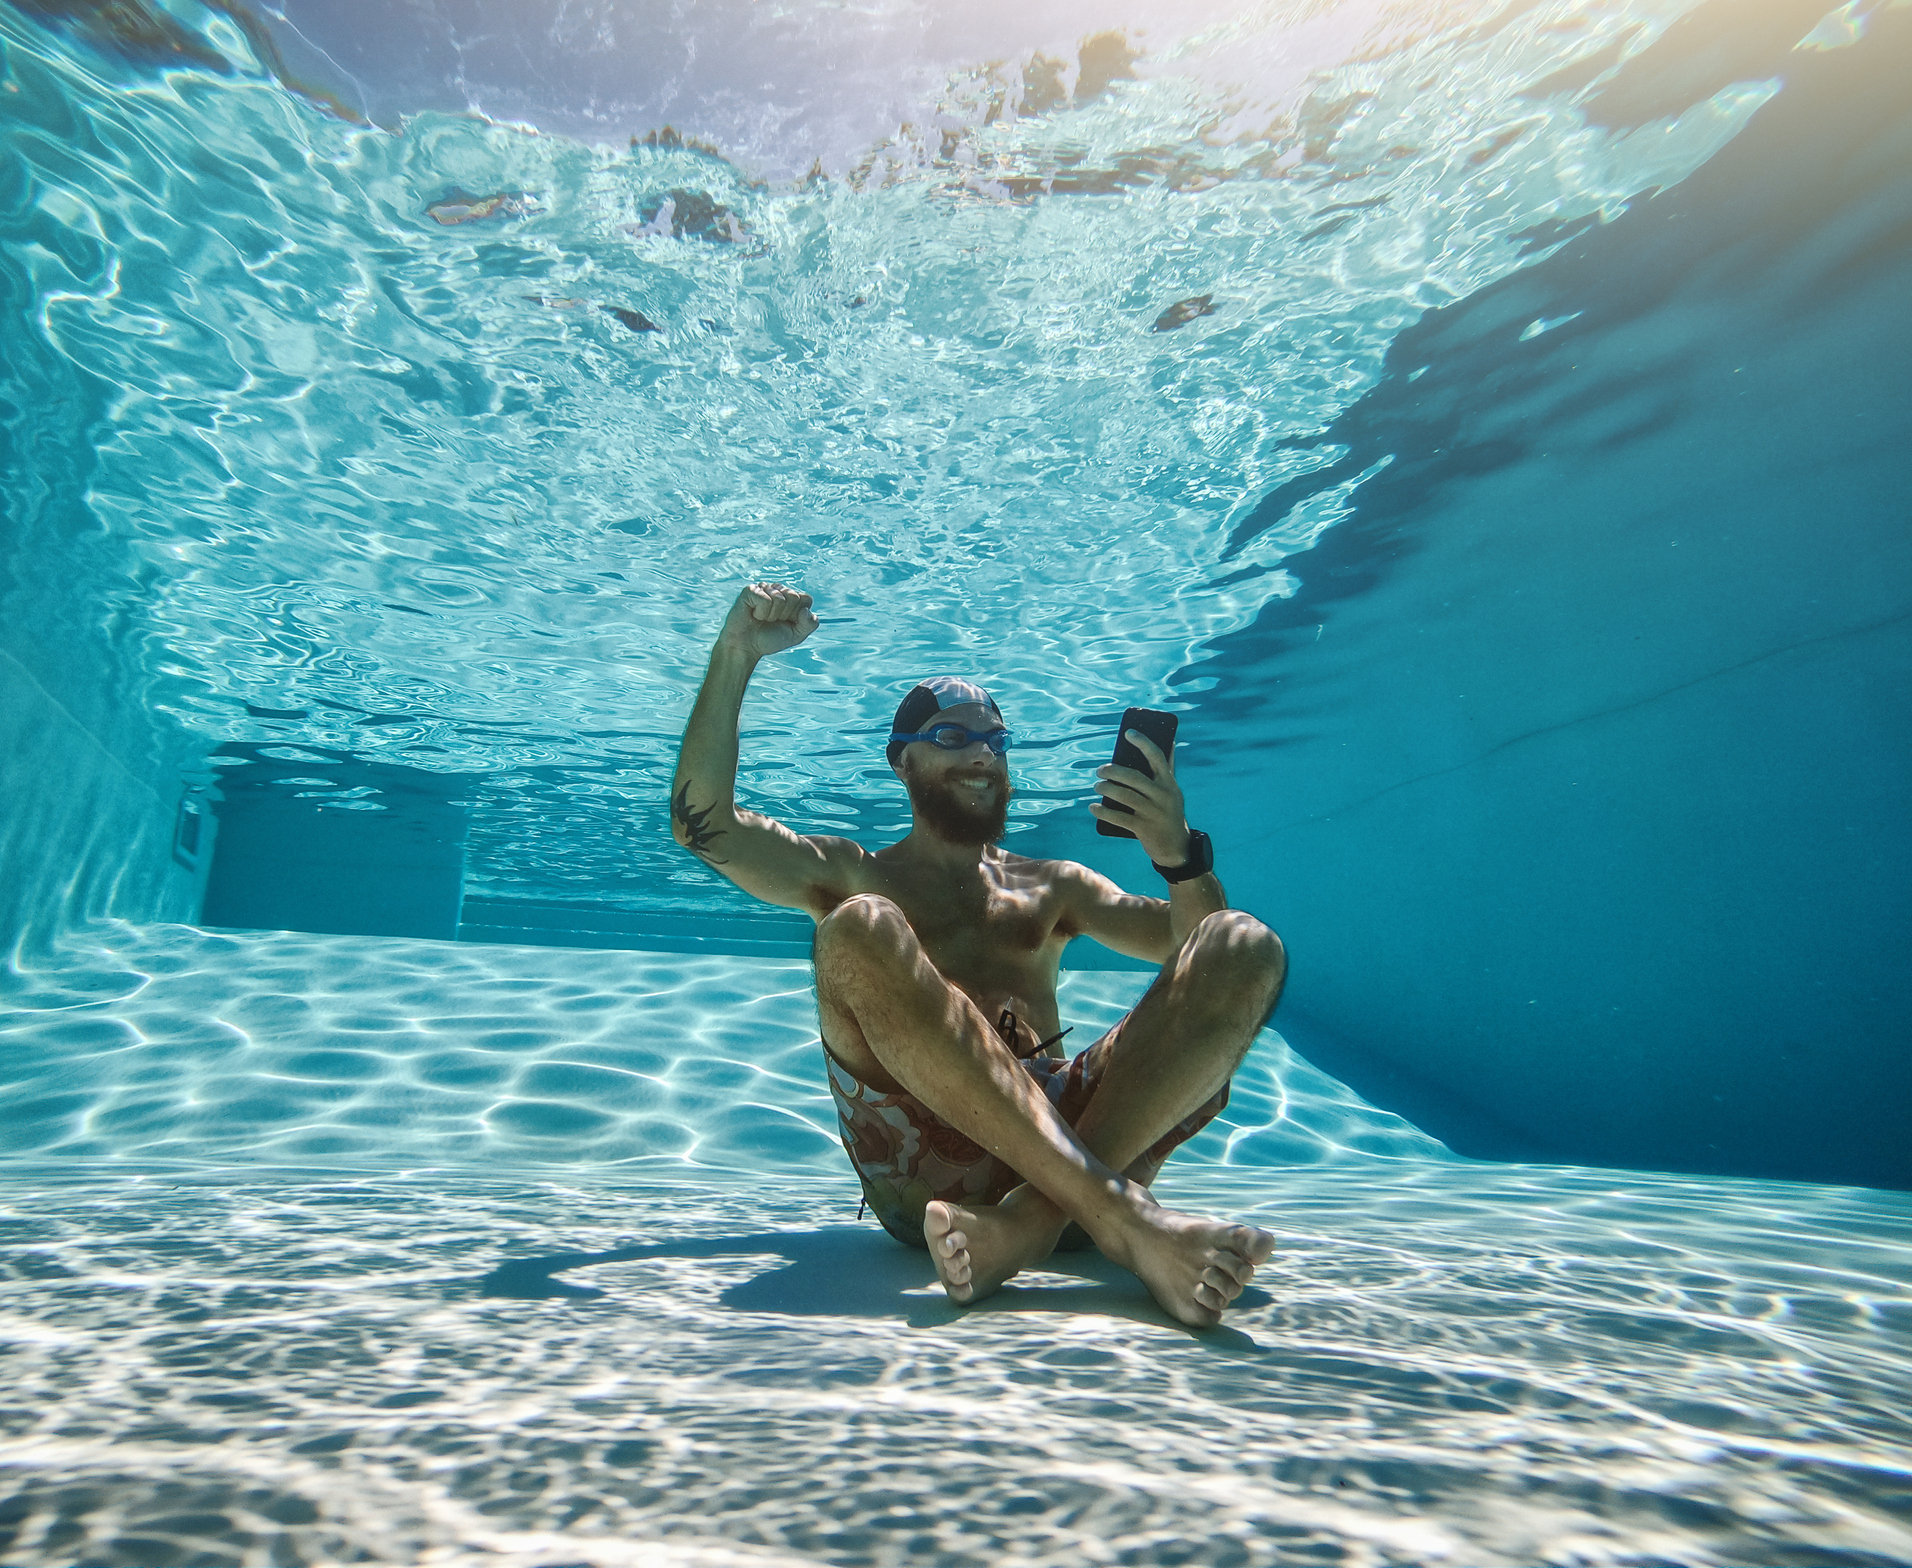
[1,925,1907,1564]
[1,1161,1908,1567]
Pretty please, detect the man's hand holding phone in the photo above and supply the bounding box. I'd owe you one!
[1092,720,1191,870]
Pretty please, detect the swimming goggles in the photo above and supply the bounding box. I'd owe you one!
[888,723,1013,755]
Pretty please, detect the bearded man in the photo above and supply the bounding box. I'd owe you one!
[669,583,1286,1327]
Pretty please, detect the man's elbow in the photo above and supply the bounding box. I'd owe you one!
[668,783,732,863]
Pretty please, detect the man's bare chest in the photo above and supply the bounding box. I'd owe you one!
[867,872,1063,977]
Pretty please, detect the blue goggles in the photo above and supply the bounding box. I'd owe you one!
[889,723,1013,755]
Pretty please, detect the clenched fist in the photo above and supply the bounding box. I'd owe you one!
[718,582,819,662]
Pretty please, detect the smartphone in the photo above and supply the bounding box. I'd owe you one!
[1095,707,1178,838]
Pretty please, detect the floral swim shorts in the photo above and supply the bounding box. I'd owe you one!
[824,1018,1230,1249]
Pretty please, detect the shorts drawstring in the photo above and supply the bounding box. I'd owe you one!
[998,1007,1072,1060]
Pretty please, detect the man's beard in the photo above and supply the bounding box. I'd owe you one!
[906,770,1012,846]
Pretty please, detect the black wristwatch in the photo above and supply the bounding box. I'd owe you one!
[1153,829,1214,884]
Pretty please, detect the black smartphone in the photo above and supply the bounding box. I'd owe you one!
[1095,707,1178,838]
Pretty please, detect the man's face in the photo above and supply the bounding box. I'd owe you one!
[895,701,1011,846]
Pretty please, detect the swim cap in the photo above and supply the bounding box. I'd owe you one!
[887,677,1004,767]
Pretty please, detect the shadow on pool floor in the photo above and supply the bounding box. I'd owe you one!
[476,1223,1274,1348]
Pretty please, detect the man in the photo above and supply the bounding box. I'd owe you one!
[670,583,1286,1328]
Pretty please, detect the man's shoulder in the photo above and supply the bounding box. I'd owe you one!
[1013,853,1158,911]
[809,832,875,856]
[807,833,880,875]
[992,849,1105,891]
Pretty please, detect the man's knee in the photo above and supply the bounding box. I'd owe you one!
[813,893,915,972]
[1189,909,1287,1004]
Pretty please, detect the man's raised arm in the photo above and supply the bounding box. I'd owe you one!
[670,583,860,915]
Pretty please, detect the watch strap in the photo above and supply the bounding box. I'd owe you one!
[1153,829,1214,884]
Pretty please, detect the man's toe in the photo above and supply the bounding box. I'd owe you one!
[1203,1264,1244,1303]
[1231,1225,1277,1264]
[1215,1247,1255,1278]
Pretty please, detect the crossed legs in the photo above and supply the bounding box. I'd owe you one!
[813,895,1286,1327]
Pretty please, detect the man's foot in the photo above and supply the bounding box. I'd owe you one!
[1100,1201,1276,1329]
[925,1190,1066,1306]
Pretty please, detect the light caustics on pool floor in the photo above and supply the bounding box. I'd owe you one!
[0,1167,1908,1568]
[0,923,1910,1566]
[0,921,1444,1172]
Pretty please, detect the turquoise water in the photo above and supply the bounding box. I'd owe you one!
[0,0,1783,898]
[4,0,1912,1562]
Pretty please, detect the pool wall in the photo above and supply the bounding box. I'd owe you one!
[1180,20,1912,1191]
[0,317,212,955]
[0,653,199,952]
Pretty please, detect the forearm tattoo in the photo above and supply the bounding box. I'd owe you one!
[671,780,729,863]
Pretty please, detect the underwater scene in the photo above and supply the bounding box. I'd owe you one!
[2,0,1909,1563]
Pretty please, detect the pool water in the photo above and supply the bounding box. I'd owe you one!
[0,0,1797,896]
[4,0,1911,1562]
